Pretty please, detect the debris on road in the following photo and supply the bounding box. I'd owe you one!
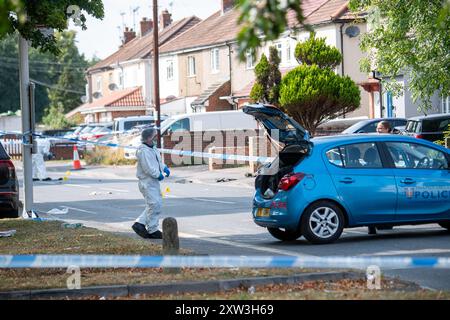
[47,207,69,215]
[175,179,193,184]
[61,223,83,229]
[0,230,16,238]
[90,191,113,196]
[216,178,238,183]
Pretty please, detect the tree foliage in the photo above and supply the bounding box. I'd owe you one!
[0,0,104,54]
[349,0,450,111]
[279,36,360,135]
[295,33,342,69]
[236,0,307,60]
[250,46,282,104]
[0,31,92,125]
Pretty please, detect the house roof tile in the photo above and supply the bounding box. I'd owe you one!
[79,87,145,113]
[88,16,201,73]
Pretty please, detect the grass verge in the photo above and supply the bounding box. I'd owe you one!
[0,219,312,292]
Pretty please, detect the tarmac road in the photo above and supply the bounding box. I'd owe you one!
[14,163,450,291]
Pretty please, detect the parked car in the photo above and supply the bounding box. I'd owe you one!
[0,142,20,218]
[123,110,259,159]
[243,104,450,244]
[403,113,450,142]
[113,116,168,134]
[342,118,407,134]
[81,123,113,141]
[65,124,88,140]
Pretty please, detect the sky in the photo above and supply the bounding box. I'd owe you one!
[70,0,221,60]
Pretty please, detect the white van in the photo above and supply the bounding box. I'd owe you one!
[124,110,259,159]
[113,115,168,133]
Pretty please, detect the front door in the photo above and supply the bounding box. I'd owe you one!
[325,142,397,224]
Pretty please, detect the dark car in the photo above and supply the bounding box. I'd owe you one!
[404,113,450,142]
[342,118,407,134]
[0,142,20,218]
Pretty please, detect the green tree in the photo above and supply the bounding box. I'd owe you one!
[349,0,450,111]
[0,0,104,54]
[250,46,282,105]
[42,103,74,129]
[295,33,342,69]
[236,0,308,60]
[279,35,361,135]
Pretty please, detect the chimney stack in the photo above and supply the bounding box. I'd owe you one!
[159,9,172,30]
[221,0,236,14]
[140,17,154,36]
[123,27,136,44]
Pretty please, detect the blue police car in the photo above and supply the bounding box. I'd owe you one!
[243,104,450,244]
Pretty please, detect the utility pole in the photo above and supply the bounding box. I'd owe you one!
[18,34,34,216]
[152,0,161,148]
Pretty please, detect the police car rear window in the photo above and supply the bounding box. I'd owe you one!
[422,118,450,132]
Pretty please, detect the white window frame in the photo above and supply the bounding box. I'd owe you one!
[286,41,291,63]
[187,56,196,77]
[211,48,220,73]
[275,42,283,63]
[442,96,450,114]
[246,50,256,69]
[96,76,102,92]
[166,60,174,81]
[118,71,123,88]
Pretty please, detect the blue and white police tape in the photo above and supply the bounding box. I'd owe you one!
[1,255,450,269]
[1,130,275,164]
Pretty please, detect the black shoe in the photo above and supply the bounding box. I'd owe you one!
[33,178,40,182]
[148,230,163,239]
[132,223,151,239]
[368,226,377,235]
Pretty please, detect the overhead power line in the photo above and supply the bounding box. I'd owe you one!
[30,78,86,95]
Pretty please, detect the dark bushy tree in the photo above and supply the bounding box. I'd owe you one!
[279,34,361,135]
[250,46,282,105]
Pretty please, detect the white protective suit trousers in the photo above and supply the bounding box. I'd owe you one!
[32,153,47,180]
[135,178,162,234]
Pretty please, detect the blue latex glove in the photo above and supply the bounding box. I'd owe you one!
[163,166,171,177]
[158,173,164,181]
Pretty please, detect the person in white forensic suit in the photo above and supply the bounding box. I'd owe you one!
[32,138,51,181]
[132,128,170,239]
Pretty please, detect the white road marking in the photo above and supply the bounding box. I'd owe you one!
[99,187,130,193]
[64,206,98,215]
[179,232,314,257]
[65,184,92,189]
[360,248,450,256]
[191,198,236,204]
[195,229,225,235]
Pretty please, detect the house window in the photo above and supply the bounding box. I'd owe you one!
[246,50,256,69]
[167,60,174,81]
[286,42,291,63]
[442,96,450,114]
[96,76,102,91]
[211,48,220,73]
[275,43,283,62]
[108,73,113,84]
[187,56,196,77]
[118,71,123,87]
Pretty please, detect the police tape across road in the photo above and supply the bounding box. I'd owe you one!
[1,255,450,269]
[0,130,275,164]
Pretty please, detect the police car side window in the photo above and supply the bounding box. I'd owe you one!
[326,143,383,168]
[386,142,448,169]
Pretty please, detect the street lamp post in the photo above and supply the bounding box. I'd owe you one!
[152,0,161,148]
[18,34,34,216]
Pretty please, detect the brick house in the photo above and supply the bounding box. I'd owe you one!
[68,12,200,123]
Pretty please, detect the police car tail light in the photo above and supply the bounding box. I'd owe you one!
[278,173,305,191]
[415,134,424,139]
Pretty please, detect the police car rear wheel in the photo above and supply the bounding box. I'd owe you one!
[267,227,302,241]
[439,222,450,231]
[301,201,344,244]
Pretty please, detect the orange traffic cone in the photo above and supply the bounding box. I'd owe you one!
[73,145,83,170]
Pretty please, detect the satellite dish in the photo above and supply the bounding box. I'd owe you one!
[80,96,87,103]
[165,95,176,102]
[93,92,103,99]
[109,83,118,91]
[345,26,360,38]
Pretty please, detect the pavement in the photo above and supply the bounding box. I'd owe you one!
[12,161,450,291]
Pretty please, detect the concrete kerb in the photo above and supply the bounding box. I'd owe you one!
[0,271,366,300]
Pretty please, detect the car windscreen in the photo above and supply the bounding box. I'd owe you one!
[0,143,9,160]
[422,118,450,133]
[124,120,154,131]
[80,126,95,134]
[342,121,368,134]
[405,120,420,133]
